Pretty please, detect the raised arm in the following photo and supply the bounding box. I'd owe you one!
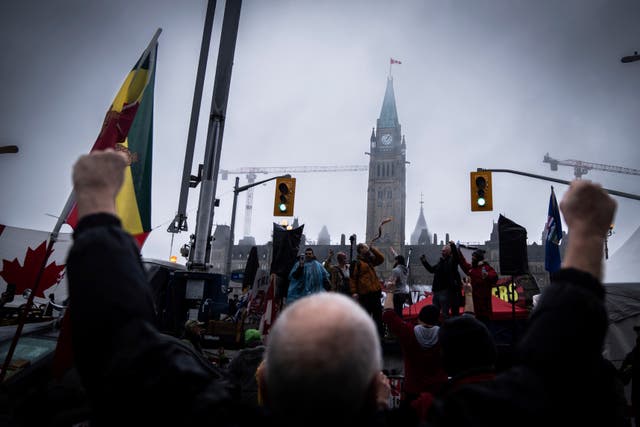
[560,180,616,281]
[369,246,385,266]
[323,249,334,270]
[68,151,235,425]
[518,180,616,372]
[457,248,471,275]
[420,254,435,273]
[462,278,475,315]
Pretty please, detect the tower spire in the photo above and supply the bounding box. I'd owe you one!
[377,77,399,129]
[411,195,430,245]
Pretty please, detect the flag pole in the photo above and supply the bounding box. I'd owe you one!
[51,192,76,242]
[134,28,162,74]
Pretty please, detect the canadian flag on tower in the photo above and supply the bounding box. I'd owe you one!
[390,58,402,64]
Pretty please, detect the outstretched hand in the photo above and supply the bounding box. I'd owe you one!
[559,180,617,280]
[560,180,616,239]
[463,277,473,295]
[73,149,128,221]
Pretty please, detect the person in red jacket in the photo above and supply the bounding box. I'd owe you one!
[457,248,498,323]
[382,291,448,417]
[409,281,498,424]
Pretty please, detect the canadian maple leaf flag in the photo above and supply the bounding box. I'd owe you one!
[390,58,402,64]
[259,273,282,338]
[0,224,72,305]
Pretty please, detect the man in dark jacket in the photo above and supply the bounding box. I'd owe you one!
[419,242,459,320]
[427,180,627,427]
[66,151,260,426]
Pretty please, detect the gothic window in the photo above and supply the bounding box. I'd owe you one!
[387,190,392,199]
[378,190,383,199]
[392,163,395,176]
[377,164,380,177]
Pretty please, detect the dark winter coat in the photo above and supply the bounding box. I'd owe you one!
[426,268,628,427]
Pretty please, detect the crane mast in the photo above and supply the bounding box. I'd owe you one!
[543,153,640,179]
[220,165,368,238]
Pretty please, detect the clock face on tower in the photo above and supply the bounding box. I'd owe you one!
[381,134,393,146]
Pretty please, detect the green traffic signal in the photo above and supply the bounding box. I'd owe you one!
[470,171,493,211]
[273,177,297,216]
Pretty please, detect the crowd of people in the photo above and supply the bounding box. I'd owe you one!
[63,149,630,426]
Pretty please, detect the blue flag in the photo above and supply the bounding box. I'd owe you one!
[544,186,563,273]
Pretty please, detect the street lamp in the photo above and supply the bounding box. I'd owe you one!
[225,173,292,276]
[0,145,18,154]
[621,51,640,63]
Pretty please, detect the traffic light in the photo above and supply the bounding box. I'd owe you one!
[273,177,296,216]
[470,171,493,211]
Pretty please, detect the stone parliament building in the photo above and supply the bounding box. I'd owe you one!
[208,76,565,296]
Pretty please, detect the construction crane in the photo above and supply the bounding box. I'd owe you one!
[220,165,368,238]
[543,153,640,179]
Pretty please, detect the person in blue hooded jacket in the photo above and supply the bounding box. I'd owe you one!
[287,247,330,305]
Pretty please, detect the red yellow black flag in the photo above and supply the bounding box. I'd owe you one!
[66,31,159,247]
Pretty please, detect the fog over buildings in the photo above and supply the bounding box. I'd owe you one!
[1,0,639,283]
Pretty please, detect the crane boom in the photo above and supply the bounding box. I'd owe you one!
[220,165,368,238]
[543,153,640,179]
[220,165,368,178]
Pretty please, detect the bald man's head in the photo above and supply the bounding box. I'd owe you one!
[264,293,382,424]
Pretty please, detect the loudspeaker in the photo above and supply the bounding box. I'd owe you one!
[498,214,530,276]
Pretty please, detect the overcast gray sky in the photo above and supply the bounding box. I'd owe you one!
[1,0,639,282]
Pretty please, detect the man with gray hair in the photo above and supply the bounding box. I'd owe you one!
[261,292,391,426]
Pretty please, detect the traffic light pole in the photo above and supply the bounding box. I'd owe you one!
[226,174,291,276]
[478,168,640,201]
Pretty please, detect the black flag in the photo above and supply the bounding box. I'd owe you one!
[270,224,304,298]
[242,246,259,293]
